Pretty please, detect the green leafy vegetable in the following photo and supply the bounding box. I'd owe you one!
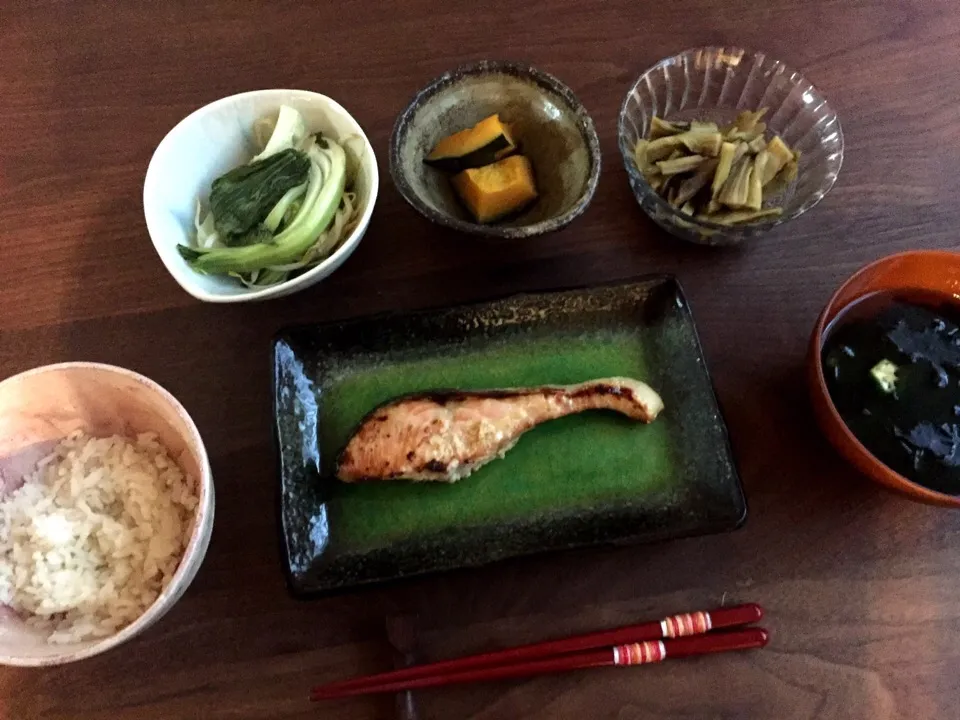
[179,139,347,274]
[208,148,310,242]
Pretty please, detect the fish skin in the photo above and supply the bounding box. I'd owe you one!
[336,377,664,483]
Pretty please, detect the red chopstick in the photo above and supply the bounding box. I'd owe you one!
[311,628,768,700]
[310,603,762,700]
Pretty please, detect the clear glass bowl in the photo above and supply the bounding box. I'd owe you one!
[618,47,844,246]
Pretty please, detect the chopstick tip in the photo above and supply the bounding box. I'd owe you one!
[755,627,771,647]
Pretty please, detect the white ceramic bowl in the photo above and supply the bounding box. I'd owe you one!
[143,89,379,302]
[0,363,214,666]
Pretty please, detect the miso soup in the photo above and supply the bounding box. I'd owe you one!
[822,289,960,495]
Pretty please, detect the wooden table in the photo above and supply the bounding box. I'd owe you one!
[2,1,959,717]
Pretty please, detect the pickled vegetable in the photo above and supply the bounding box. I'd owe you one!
[765,153,800,196]
[717,158,753,209]
[732,108,767,133]
[656,155,705,176]
[710,142,737,199]
[632,108,798,226]
[649,117,687,139]
[674,158,719,207]
[766,136,795,171]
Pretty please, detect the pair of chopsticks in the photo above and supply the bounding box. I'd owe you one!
[310,603,767,701]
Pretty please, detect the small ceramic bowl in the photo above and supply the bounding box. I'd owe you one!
[619,47,844,246]
[808,250,960,508]
[144,89,379,302]
[0,363,214,665]
[390,61,601,239]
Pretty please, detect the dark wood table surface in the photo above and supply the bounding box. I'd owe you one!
[3,1,959,718]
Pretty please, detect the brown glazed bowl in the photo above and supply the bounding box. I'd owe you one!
[389,60,601,239]
[808,250,960,508]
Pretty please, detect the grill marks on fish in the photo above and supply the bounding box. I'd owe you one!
[335,377,664,483]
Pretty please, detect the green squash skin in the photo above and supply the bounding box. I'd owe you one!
[423,134,515,172]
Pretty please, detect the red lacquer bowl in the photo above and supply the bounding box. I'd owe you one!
[808,250,960,508]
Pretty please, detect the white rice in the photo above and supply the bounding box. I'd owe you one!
[0,431,198,644]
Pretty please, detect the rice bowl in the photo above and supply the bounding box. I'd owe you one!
[0,362,214,667]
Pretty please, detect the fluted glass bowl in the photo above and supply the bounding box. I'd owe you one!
[618,47,843,246]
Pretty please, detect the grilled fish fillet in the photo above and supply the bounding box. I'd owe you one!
[336,377,664,483]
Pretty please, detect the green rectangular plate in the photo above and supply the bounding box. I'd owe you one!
[273,277,745,597]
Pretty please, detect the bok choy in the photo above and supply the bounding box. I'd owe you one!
[178,105,362,287]
[208,148,310,242]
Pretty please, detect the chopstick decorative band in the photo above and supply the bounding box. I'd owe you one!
[612,641,666,666]
[660,610,712,638]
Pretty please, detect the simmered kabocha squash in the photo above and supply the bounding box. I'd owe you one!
[451,154,538,224]
[424,114,517,172]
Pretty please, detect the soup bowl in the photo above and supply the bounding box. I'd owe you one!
[808,250,960,508]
